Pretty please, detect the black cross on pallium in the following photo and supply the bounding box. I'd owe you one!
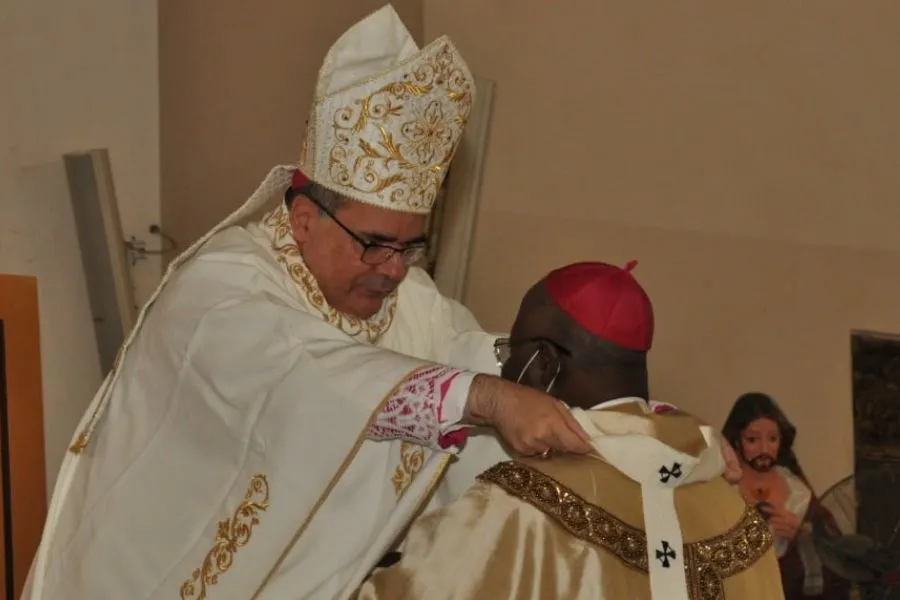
[656,541,677,568]
[658,462,682,483]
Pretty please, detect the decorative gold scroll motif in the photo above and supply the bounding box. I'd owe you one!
[392,441,426,498]
[323,42,473,214]
[479,462,773,600]
[180,474,271,599]
[258,204,397,344]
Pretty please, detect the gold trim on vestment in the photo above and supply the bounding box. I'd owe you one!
[258,204,397,344]
[392,441,426,498]
[376,451,454,577]
[248,366,425,599]
[69,348,126,454]
[479,461,773,600]
[180,474,270,599]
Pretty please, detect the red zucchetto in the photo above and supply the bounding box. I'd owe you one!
[544,261,654,352]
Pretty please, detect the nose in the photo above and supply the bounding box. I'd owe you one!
[761,439,776,456]
[376,251,408,281]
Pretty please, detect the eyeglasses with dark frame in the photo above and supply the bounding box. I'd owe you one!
[304,191,428,266]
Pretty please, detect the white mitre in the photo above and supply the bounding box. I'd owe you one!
[298,4,475,214]
[57,5,474,457]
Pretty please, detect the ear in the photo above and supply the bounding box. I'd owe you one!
[535,343,564,385]
[288,195,318,244]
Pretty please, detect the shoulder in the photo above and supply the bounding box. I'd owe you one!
[159,227,297,313]
[647,400,709,426]
[396,267,443,311]
[477,460,773,585]
[477,457,637,526]
[179,227,286,288]
[394,267,486,338]
[142,228,323,346]
[776,466,813,513]
[401,266,439,290]
[776,466,811,494]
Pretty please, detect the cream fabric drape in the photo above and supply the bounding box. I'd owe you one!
[23,168,501,600]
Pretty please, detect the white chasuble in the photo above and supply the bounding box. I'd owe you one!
[23,166,500,600]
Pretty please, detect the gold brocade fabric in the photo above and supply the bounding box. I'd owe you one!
[256,203,397,344]
[480,461,775,600]
[356,409,785,600]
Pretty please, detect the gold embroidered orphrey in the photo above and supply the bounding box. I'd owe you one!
[479,462,774,600]
[180,474,271,600]
[392,441,426,498]
[258,203,398,344]
[301,41,473,214]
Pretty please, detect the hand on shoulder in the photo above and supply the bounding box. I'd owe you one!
[462,375,593,456]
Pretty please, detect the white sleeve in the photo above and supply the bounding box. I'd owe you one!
[438,371,476,433]
[400,269,507,431]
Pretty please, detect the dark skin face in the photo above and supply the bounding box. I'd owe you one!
[501,285,568,394]
[501,283,645,411]
[288,195,427,319]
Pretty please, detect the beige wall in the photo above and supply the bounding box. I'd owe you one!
[424,0,900,492]
[158,0,900,493]
[0,2,160,492]
[159,0,423,249]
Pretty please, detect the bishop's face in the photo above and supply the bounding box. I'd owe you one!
[291,195,427,319]
[739,417,781,473]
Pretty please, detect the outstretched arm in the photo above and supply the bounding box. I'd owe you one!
[377,268,590,457]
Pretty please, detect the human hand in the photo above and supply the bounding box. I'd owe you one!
[463,375,592,456]
[759,503,802,540]
[717,435,743,484]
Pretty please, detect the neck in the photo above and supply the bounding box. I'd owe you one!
[740,465,781,481]
[595,375,649,404]
[570,386,648,411]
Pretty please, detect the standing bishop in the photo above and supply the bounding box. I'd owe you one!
[22,5,589,600]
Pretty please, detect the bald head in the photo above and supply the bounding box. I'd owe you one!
[500,268,651,410]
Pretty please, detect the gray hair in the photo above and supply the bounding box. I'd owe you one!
[285,181,347,214]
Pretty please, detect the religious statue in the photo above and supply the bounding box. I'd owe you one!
[722,392,851,599]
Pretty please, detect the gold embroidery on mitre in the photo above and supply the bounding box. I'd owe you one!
[257,203,397,344]
[392,441,426,498]
[304,40,472,214]
[180,474,270,600]
[479,462,773,600]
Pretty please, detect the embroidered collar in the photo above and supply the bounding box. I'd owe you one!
[256,203,397,344]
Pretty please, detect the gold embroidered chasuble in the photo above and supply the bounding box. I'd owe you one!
[22,167,501,600]
[357,401,786,600]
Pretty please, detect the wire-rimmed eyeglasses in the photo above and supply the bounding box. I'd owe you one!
[304,192,428,266]
[494,337,567,393]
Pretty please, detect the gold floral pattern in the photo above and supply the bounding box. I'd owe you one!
[391,441,426,498]
[302,39,473,214]
[257,204,396,344]
[180,474,270,599]
[479,461,773,600]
